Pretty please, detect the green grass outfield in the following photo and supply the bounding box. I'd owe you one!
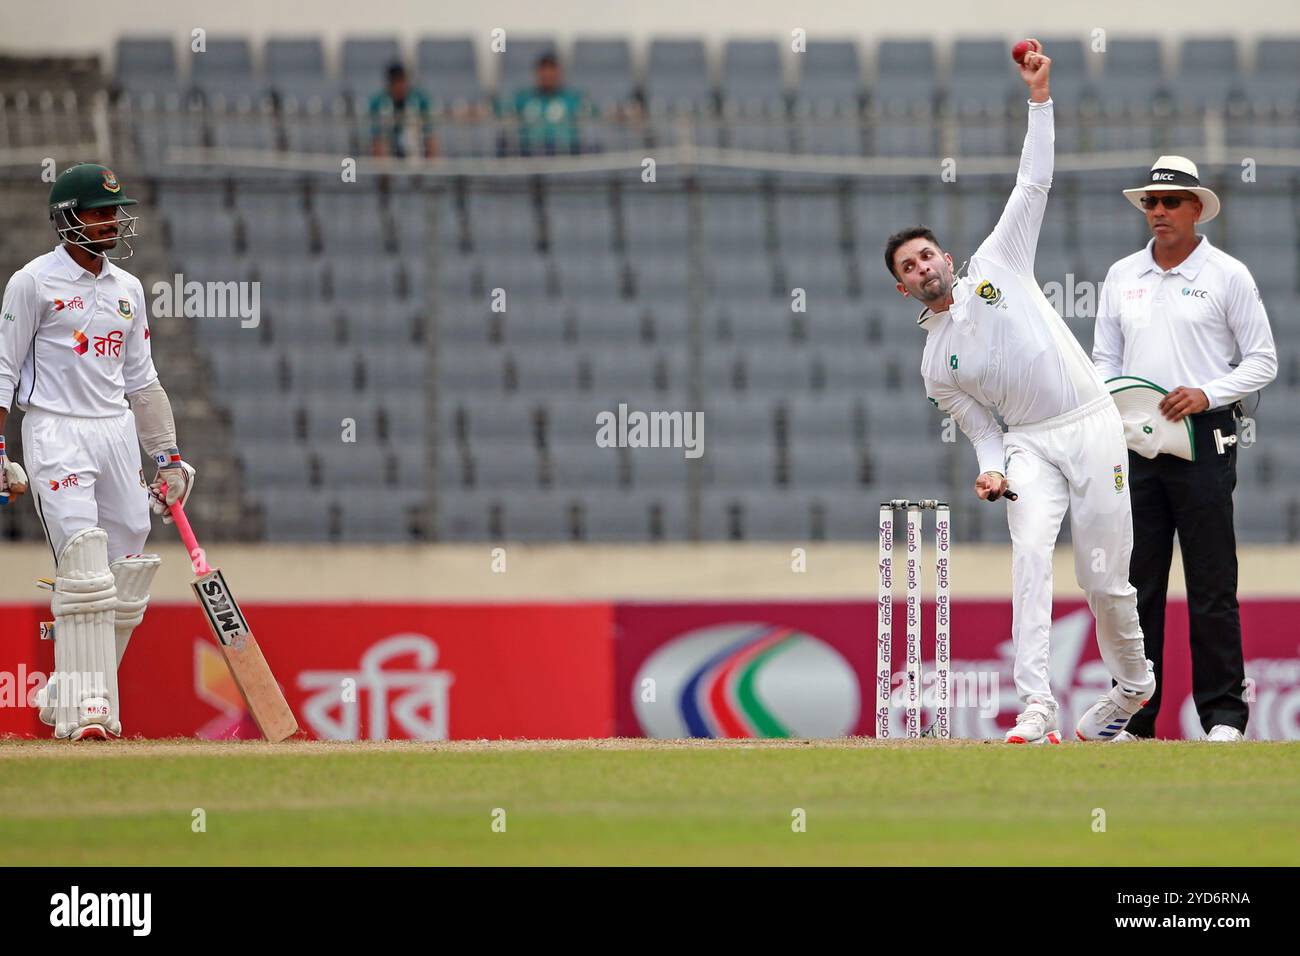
[1,738,1296,866]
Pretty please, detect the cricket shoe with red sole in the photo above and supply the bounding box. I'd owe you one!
[58,697,120,741]
[1076,684,1151,741]
[1005,700,1061,744]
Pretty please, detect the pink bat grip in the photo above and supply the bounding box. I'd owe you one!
[160,481,211,574]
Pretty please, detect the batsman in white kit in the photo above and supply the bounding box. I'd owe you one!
[0,163,195,740]
[884,42,1156,742]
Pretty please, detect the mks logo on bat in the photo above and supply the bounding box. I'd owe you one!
[195,571,251,647]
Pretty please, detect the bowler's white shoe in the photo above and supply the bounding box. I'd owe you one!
[1005,700,1061,744]
[1206,724,1245,742]
[1110,730,1140,742]
[1076,685,1150,741]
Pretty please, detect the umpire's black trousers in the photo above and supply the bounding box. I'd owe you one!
[1126,405,1247,738]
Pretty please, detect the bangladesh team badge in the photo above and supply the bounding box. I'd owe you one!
[118,298,132,319]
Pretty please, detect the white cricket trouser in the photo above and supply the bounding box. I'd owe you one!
[1003,394,1152,710]
[22,408,152,563]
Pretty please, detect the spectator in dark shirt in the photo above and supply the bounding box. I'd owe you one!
[369,62,437,158]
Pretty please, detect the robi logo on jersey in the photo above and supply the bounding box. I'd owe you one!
[53,297,85,312]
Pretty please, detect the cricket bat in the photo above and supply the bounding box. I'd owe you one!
[167,496,298,742]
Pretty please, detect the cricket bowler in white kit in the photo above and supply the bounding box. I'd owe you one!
[884,42,1156,743]
[0,163,195,740]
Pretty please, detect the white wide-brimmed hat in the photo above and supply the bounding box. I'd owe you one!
[1107,376,1196,461]
[1122,155,1220,224]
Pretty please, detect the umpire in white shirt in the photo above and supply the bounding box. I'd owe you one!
[1093,156,1278,741]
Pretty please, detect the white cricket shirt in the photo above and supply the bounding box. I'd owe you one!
[917,99,1107,476]
[0,245,158,417]
[1092,235,1277,409]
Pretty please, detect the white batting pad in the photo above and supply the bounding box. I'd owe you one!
[50,528,119,738]
[112,554,162,666]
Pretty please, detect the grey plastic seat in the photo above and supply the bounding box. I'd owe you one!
[415,37,483,110]
[555,256,625,296]
[1233,489,1298,543]
[708,305,793,347]
[166,209,239,255]
[867,439,947,486]
[627,449,692,490]
[788,440,863,489]
[240,444,314,488]
[316,194,389,252]
[781,251,851,300]
[582,490,689,541]
[571,39,635,109]
[496,490,578,542]
[544,393,686,444]
[435,491,496,540]
[302,393,382,443]
[949,39,1015,115]
[622,192,691,251]
[315,443,378,489]
[507,350,584,393]
[1093,38,1166,112]
[702,441,780,489]
[341,37,403,101]
[436,347,505,392]
[701,194,768,244]
[588,346,685,394]
[224,394,298,442]
[338,492,423,541]
[284,351,361,392]
[571,302,644,346]
[647,38,713,114]
[704,395,778,443]
[116,36,178,94]
[722,39,785,113]
[872,41,938,114]
[208,347,283,393]
[1175,39,1240,111]
[785,394,862,444]
[775,193,842,245]
[699,490,817,540]
[492,301,572,346]
[631,256,690,295]
[547,440,623,489]
[329,256,402,299]
[258,488,336,541]
[547,190,616,250]
[451,397,541,444]
[190,37,257,95]
[209,110,278,151]
[795,40,862,115]
[467,440,543,489]
[361,348,426,393]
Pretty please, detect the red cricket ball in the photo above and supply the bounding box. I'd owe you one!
[1012,40,1034,65]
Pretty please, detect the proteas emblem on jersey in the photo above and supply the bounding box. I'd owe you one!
[975,280,1003,306]
[1113,464,1125,492]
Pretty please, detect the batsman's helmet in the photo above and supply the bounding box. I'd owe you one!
[48,163,140,261]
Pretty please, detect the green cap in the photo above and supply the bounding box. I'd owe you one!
[48,163,137,219]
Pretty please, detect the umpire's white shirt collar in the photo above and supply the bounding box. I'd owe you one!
[1138,233,1212,280]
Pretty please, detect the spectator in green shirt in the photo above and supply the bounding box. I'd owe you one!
[506,52,590,156]
[369,62,438,159]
